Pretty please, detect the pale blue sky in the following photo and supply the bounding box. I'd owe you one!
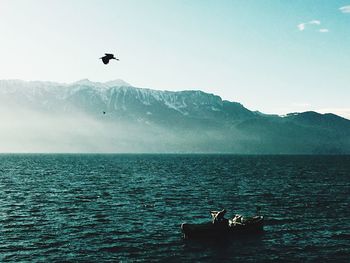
[0,0,349,118]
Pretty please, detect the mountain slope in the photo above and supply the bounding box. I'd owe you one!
[0,79,349,153]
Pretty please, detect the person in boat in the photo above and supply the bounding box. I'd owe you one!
[211,209,228,225]
[229,214,243,226]
[233,214,243,222]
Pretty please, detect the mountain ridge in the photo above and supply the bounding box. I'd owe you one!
[0,79,349,153]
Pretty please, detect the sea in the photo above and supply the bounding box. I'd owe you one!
[0,154,349,262]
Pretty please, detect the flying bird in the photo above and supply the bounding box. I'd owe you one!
[100,53,119,64]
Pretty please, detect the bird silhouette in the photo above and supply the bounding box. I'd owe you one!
[100,53,119,64]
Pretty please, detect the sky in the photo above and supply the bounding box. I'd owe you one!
[0,0,350,118]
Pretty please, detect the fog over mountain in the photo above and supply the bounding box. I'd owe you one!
[1,79,349,153]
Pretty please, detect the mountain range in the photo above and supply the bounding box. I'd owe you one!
[0,79,349,153]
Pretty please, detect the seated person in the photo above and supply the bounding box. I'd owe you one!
[211,209,228,225]
[229,214,243,226]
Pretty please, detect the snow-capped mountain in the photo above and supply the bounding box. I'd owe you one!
[0,79,254,122]
[0,79,349,153]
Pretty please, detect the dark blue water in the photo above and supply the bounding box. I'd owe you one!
[0,154,349,262]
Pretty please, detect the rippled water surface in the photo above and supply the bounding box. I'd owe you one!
[0,154,349,262]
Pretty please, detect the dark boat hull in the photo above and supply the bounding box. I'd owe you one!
[181,216,264,239]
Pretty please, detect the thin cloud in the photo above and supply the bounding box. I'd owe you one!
[298,23,306,31]
[297,20,327,33]
[339,5,350,13]
[292,102,311,108]
[309,20,321,25]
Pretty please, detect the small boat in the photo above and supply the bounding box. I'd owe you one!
[181,211,264,239]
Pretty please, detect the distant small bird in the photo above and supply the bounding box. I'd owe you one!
[103,111,106,115]
[100,53,119,64]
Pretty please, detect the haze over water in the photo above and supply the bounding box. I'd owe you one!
[0,154,349,262]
